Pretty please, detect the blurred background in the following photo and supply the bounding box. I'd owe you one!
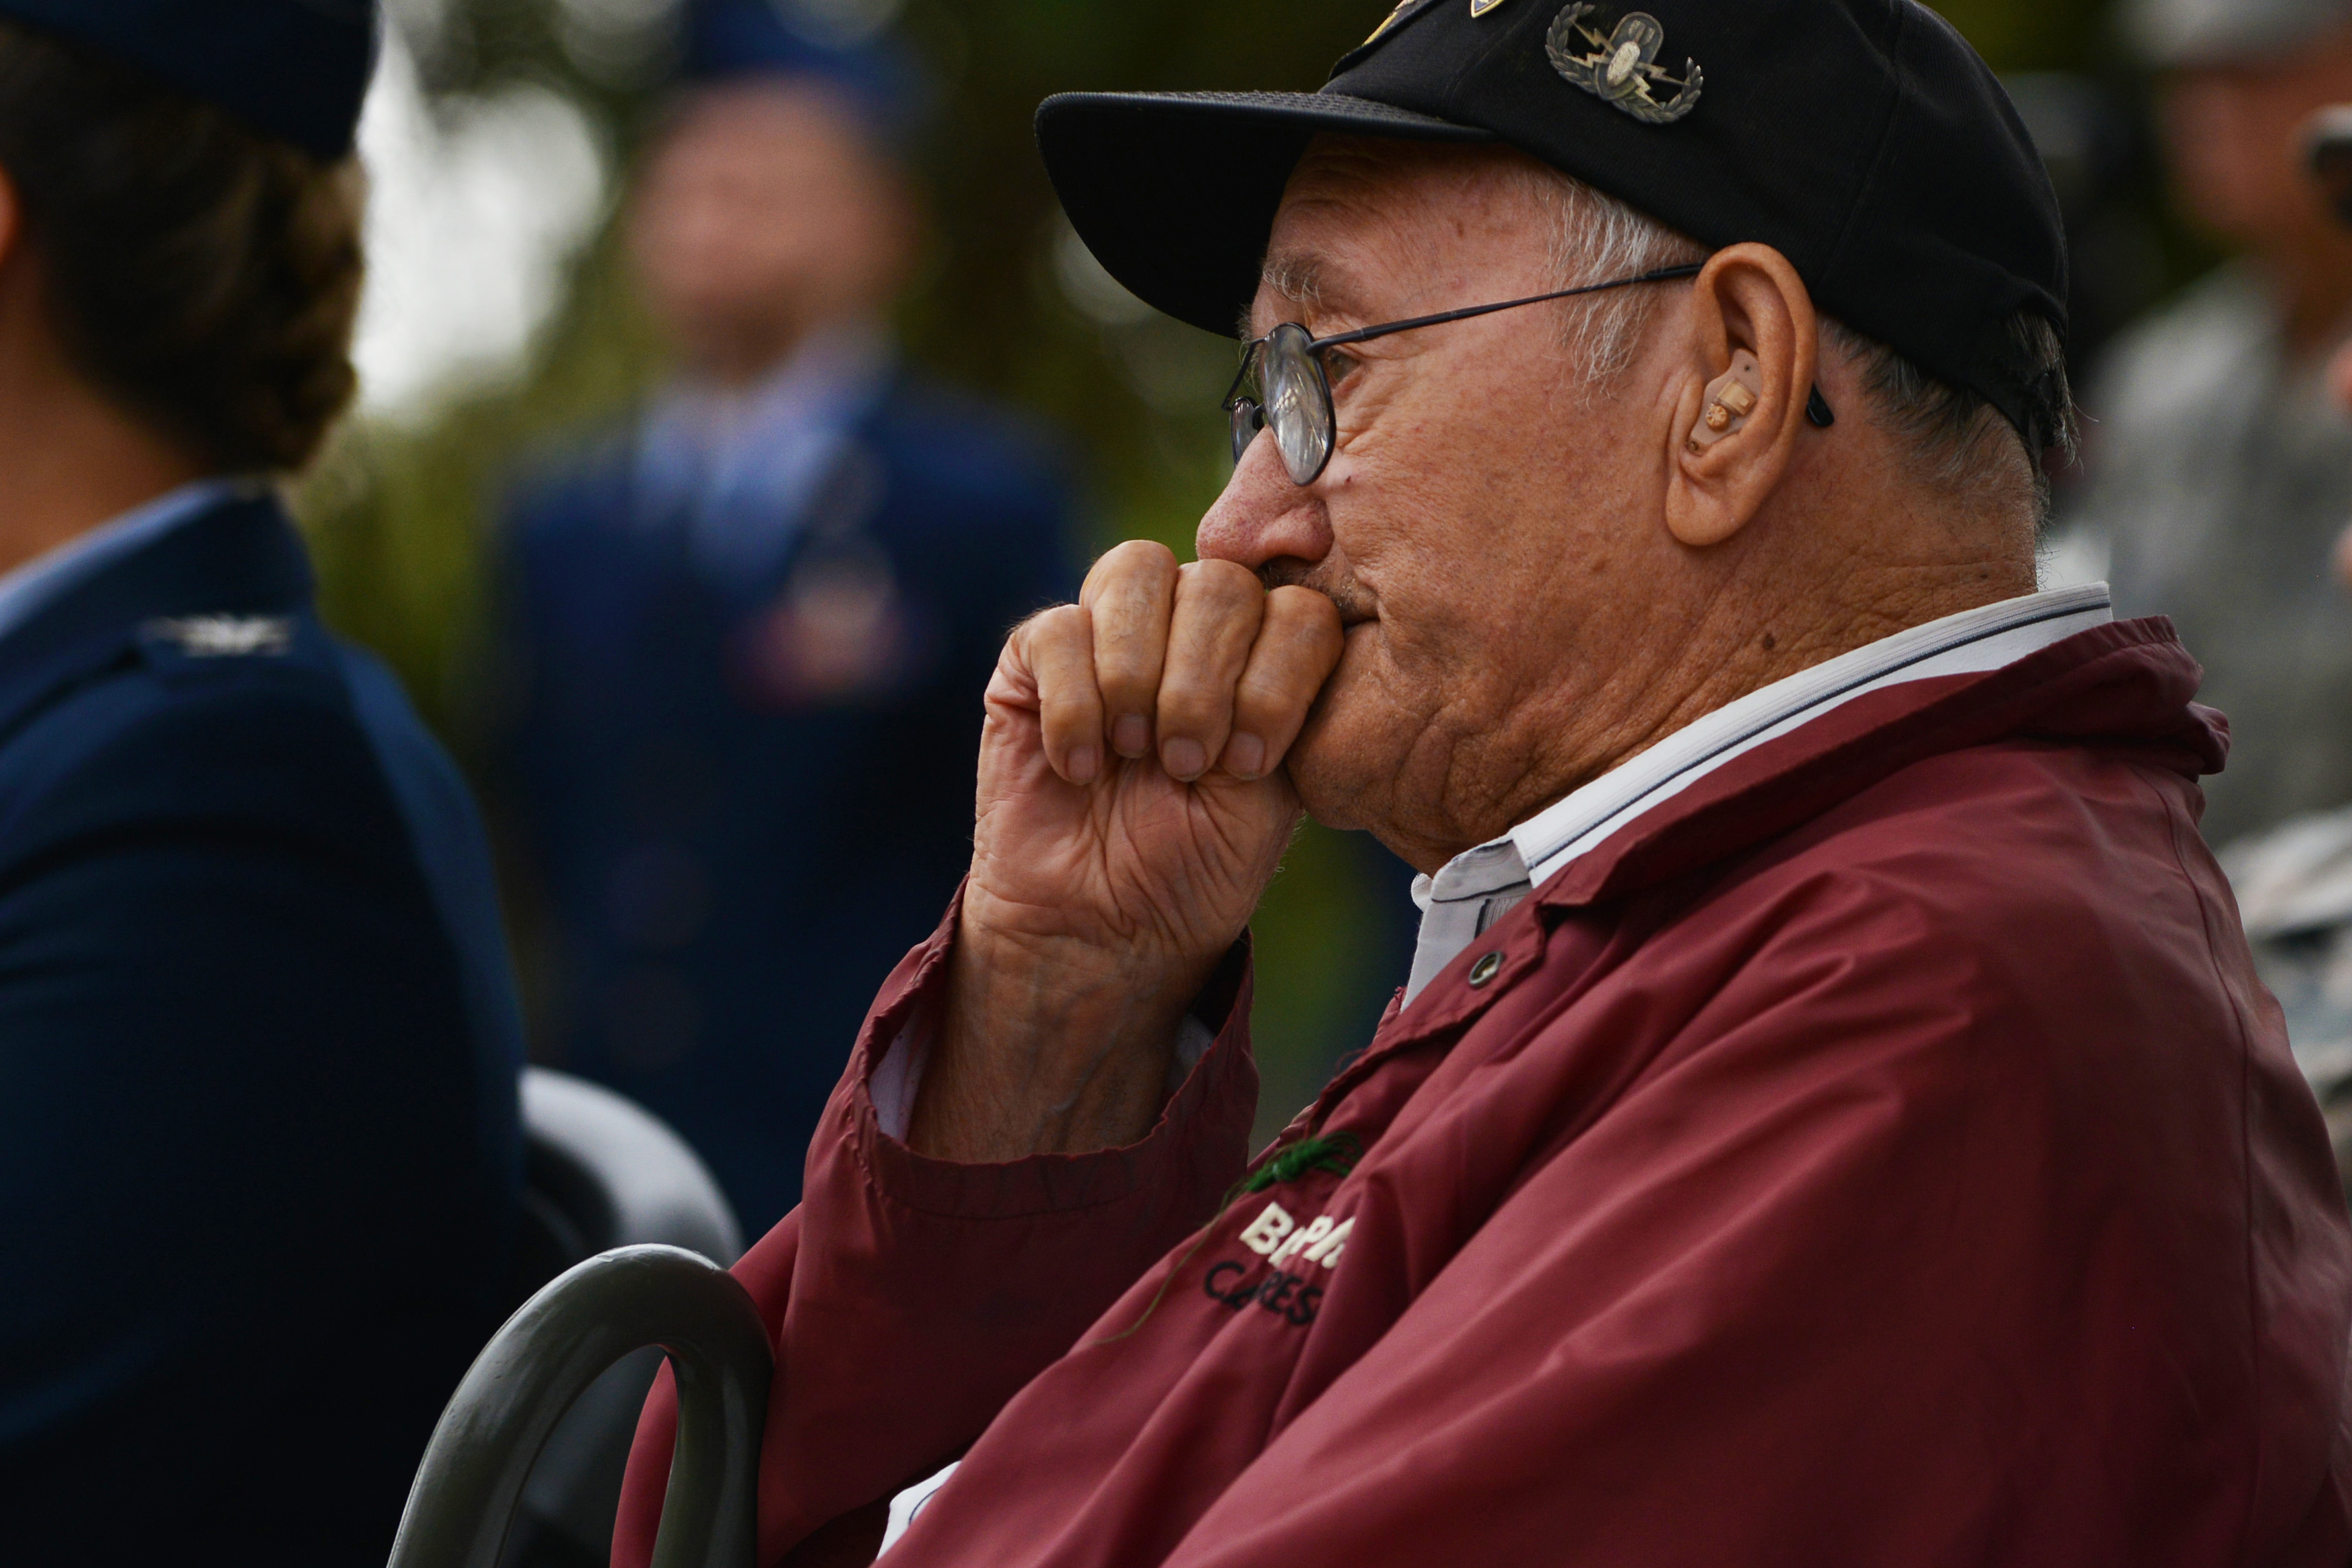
[308,0,2211,1170]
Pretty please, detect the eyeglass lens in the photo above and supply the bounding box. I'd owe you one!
[1230,323,1336,486]
[1229,396,1263,466]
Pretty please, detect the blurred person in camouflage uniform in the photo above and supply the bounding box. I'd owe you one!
[2061,0,2352,849]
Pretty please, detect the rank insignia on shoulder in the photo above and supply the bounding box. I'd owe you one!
[1548,4,1703,125]
[1470,0,1514,16]
[142,615,296,659]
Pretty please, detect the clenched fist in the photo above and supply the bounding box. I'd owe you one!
[907,540,1345,1163]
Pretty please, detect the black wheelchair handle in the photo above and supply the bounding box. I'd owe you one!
[386,1244,773,1568]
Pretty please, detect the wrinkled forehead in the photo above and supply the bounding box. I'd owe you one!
[1254,135,1558,330]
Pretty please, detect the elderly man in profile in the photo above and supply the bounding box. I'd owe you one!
[619,2,2352,1564]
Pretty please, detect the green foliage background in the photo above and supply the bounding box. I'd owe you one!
[304,0,2127,1141]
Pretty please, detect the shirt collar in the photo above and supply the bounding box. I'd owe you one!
[1404,584,2116,1004]
[635,322,897,584]
[645,320,894,462]
[1508,583,2115,885]
[0,478,251,655]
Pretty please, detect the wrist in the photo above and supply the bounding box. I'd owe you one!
[958,880,1235,1025]
[907,894,1225,1162]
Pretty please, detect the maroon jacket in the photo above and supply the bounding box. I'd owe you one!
[618,620,2352,1567]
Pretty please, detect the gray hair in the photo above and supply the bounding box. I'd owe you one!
[1528,165,2075,527]
[1518,165,1708,385]
[1821,313,2074,525]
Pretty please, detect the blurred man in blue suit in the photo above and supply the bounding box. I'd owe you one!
[494,1,1080,1234]
[0,2,525,1563]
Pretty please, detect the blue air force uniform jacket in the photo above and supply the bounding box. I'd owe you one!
[497,374,1079,1233]
[0,492,525,1565]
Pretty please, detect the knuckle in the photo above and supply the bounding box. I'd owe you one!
[1229,684,1287,730]
[1265,585,1341,631]
[1109,537,1179,573]
[1155,679,1230,735]
[1037,648,1103,706]
[1026,602,1089,643]
[1178,600,1269,662]
[1234,661,1316,723]
[1040,685,1101,724]
[1094,633,1162,690]
[1098,670,1158,713]
[1183,557,1265,604]
[1234,661,1301,706]
[1095,604,1160,648]
[1087,539,1179,596]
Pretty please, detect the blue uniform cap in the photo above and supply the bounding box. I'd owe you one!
[683,0,925,148]
[0,0,377,160]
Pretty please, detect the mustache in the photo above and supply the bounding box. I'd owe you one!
[1258,560,1377,624]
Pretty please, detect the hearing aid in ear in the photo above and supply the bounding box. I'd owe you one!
[1688,350,1763,455]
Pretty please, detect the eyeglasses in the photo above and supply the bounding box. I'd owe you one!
[1224,264,1706,486]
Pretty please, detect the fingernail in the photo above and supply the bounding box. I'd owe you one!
[1163,738,1208,781]
[1112,715,1150,758]
[1067,745,1100,784]
[1224,734,1265,780]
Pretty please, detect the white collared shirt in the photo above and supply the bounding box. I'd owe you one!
[0,479,249,655]
[636,322,894,586]
[1403,584,2117,1004]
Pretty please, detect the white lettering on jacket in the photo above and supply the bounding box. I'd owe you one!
[1239,1203,1353,1270]
[1238,1203,1295,1256]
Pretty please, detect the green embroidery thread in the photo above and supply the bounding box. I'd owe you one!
[1239,1133,1363,1196]
[1089,1130,1366,1345]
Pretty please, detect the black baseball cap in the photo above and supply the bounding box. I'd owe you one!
[1037,0,2068,446]
[0,0,378,159]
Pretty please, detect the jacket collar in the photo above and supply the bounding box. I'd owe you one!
[1402,587,2121,1006]
[1357,617,2221,1056]
[1508,587,2116,886]
[1541,616,2223,911]
[0,491,315,742]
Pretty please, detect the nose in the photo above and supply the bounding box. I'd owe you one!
[1197,431,1336,572]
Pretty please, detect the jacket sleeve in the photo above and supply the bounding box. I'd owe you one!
[0,678,517,1565]
[613,893,1258,1568]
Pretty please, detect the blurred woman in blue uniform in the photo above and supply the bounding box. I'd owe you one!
[0,4,525,1562]
[493,1,1078,1234]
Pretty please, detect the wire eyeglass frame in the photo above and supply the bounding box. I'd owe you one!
[1223,263,1708,486]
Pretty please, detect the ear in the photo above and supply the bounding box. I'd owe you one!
[1663,243,1820,549]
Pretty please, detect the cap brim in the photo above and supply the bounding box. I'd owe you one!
[1036,91,1495,339]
